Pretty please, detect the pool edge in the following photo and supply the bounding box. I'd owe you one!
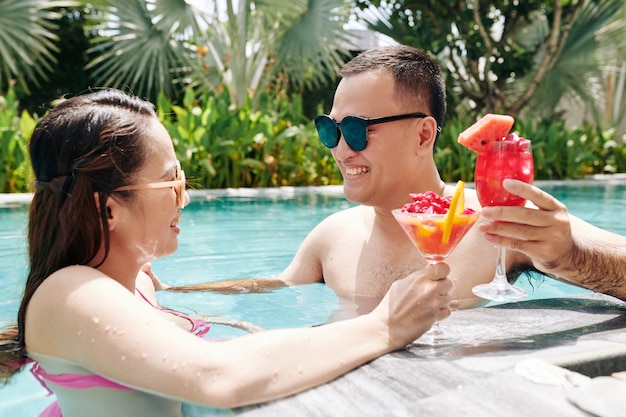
[3,175,626,206]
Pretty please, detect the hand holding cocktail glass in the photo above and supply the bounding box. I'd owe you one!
[392,182,479,345]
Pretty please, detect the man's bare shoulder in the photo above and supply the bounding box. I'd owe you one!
[315,204,369,230]
[301,204,370,254]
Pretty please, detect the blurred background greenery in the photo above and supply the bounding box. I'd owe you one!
[1,0,625,192]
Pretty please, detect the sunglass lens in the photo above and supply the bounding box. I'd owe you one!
[315,115,339,149]
[341,116,367,151]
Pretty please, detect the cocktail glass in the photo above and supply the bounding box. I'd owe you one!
[472,139,534,302]
[392,208,480,345]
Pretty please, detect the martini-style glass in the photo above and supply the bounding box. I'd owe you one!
[392,207,479,345]
[472,139,534,302]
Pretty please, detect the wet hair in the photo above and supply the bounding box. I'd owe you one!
[0,89,158,381]
[340,45,446,137]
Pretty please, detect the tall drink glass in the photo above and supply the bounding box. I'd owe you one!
[472,139,534,301]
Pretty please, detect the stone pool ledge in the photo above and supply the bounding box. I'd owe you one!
[219,293,626,417]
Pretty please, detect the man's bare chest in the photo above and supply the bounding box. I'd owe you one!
[322,238,426,298]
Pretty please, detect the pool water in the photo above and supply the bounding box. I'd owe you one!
[0,182,624,415]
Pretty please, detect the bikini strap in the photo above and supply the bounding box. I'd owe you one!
[135,288,157,307]
[30,361,133,392]
[135,288,210,337]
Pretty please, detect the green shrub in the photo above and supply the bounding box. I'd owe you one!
[0,87,36,193]
[436,115,626,182]
[515,117,596,180]
[158,87,342,189]
[435,115,477,182]
[2,88,626,193]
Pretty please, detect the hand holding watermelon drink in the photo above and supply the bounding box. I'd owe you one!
[458,114,534,302]
[392,181,479,345]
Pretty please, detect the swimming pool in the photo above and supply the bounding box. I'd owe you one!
[0,181,624,416]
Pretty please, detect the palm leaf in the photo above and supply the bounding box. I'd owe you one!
[85,0,199,99]
[0,0,78,93]
[523,0,625,121]
[272,0,355,89]
[197,0,354,107]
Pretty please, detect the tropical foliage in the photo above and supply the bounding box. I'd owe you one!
[355,0,626,127]
[0,0,355,108]
[0,0,78,95]
[2,87,625,192]
[1,0,625,193]
[197,0,354,108]
[158,86,340,189]
[434,116,626,182]
[0,89,36,193]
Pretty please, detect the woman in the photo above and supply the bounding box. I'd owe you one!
[0,89,452,416]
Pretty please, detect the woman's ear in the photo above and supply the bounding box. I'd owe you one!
[415,116,438,155]
[94,193,122,231]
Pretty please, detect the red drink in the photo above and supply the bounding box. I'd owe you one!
[392,188,479,263]
[470,129,533,303]
[474,140,533,207]
[393,212,479,263]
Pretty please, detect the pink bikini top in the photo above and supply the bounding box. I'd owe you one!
[135,289,211,337]
[30,289,211,416]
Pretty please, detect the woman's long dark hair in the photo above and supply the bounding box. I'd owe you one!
[0,89,157,381]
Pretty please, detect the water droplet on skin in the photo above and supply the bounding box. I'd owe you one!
[92,316,100,324]
[77,330,82,337]
[120,356,126,361]
[90,338,95,344]
[141,353,147,360]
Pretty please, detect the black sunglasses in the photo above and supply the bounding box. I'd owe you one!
[314,112,429,152]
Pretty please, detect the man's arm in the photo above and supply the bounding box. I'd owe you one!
[480,179,626,301]
[140,261,287,294]
[555,225,626,300]
[166,278,287,294]
[142,216,332,294]
[277,219,328,285]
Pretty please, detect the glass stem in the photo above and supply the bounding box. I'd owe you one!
[493,245,509,286]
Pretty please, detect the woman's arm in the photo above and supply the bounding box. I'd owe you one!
[27,263,452,409]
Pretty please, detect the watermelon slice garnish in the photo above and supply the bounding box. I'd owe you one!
[458,113,515,153]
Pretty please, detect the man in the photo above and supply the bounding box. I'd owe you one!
[169,45,626,313]
[275,45,491,311]
[274,44,626,312]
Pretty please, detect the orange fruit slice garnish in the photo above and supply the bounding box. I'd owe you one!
[442,180,465,244]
